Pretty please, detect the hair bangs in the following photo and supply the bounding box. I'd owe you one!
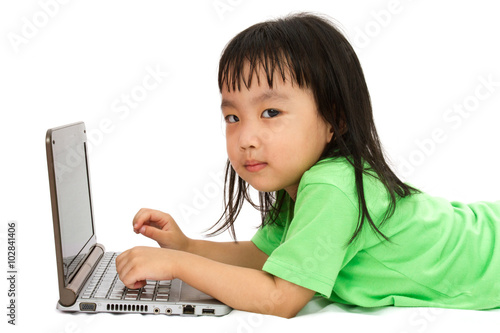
[218,21,311,92]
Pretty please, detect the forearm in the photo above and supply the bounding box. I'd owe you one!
[173,250,313,318]
[131,208,267,269]
[186,239,268,270]
[116,246,315,317]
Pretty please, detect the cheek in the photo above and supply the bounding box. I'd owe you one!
[226,142,236,163]
[267,118,289,136]
[225,129,236,150]
[308,119,331,148]
[225,135,240,166]
[286,123,328,164]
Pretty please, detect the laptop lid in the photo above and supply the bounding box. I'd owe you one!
[46,122,102,306]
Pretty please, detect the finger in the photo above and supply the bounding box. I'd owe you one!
[133,209,170,233]
[116,250,145,288]
[115,250,130,276]
[115,248,140,280]
[140,225,168,243]
[120,266,140,289]
[132,280,147,289]
[132,208,151,233]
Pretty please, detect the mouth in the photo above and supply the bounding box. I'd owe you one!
[244,160,268,172]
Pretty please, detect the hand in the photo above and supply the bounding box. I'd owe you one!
[132,208,190,251]
[116,246,178,289]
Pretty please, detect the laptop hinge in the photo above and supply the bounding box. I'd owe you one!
[64,244,105,304]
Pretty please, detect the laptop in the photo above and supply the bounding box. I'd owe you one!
[46,121,232,316]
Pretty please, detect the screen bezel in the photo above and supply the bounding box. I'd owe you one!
[46,122,97,294]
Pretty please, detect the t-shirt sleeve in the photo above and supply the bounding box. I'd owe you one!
[252,221,285,257]
[257,183,364,298]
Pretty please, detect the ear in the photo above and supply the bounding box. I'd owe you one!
[326,123,334,144]
[336,108,348,137]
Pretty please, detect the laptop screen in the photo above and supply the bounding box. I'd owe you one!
[51,127,95,285]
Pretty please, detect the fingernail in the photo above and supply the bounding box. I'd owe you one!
[139,226,146,234]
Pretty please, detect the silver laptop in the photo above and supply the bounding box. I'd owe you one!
[46,122,232,316]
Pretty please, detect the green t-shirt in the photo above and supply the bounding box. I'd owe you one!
[251,157,500,309]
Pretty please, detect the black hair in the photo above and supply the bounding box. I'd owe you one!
[209,12,418,243]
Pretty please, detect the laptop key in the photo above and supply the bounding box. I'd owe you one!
[139,293,153,301]
[157,287,170,295]
[110,292,123,298]
[124,295,138,300]
[126,289,140,294]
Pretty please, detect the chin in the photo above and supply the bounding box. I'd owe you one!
[237,172,281,193]
[247,182,280,193]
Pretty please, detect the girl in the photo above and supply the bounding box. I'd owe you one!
[116,13,500,318]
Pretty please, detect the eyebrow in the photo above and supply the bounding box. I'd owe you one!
[221,89,290,109]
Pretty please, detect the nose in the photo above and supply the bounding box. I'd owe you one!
[238,121,260,151]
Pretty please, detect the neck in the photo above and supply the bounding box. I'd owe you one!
[284,185,298,202]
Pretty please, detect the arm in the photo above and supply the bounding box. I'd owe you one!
[122,209,315,317]
[176,250,315,318]
[186,240,268,269]
[131,208,267,269]
[116,247,316,318]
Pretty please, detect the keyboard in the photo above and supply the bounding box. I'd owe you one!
[81,252,171,301]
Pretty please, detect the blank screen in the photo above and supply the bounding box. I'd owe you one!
[54,140,94,284]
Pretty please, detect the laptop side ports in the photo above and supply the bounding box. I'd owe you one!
[182,305,195,315]
[202,308,215,315]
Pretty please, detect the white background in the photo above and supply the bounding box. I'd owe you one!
[1,0,500,332]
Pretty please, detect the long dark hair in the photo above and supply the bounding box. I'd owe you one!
[208,13,418,243]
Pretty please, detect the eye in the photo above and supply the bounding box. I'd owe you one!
[225,114,239,123]
[262,109,280,118]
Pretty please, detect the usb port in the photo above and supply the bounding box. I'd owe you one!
[202,308,215,315]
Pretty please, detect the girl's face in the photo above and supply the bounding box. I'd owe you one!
[221,68,333,200]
